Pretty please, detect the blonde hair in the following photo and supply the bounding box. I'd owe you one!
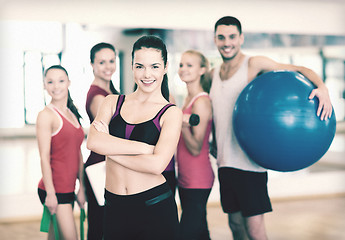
[183,50,211,93]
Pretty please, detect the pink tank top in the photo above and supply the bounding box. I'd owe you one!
[38,107,84,193]
[177,92,214,189]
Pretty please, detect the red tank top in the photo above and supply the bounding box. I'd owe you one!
[85,85,110,167]
[86,85,109,123]
[38,107,84,193]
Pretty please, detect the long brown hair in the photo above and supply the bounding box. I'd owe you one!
[131,35,169,101]
[90,42,120,94]
[44,65,82,124]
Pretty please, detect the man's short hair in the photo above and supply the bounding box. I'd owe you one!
[215,16,242,34]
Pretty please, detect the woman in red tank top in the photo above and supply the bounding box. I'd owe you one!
[37,65,85,240]
[84,42,120,240]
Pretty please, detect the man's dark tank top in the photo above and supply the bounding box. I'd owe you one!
[109,95,174,145]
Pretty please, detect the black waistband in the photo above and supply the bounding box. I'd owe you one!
[105,181,172,206]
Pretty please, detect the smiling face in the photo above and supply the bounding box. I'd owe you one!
[91,48,116,82]
[214,24,244,61]
[44,68,70,101]
[132,47,167,94]
[178,52,205,84]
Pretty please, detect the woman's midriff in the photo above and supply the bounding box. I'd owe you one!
[105,158,166,195]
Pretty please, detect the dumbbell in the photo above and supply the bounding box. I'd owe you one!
[189,114,200,126]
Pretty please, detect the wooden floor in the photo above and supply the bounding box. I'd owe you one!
[1,130,344,239]
[1,195,344,240]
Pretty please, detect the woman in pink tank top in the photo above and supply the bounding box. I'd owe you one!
[176,50,215,240]
[37,65,85,239]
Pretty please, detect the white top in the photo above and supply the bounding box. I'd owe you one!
[209,55,266,172]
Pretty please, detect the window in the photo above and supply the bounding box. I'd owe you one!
[23,51,61,124]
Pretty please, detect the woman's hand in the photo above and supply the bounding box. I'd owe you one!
[182,114,192,128]
[92,120,109,134]
[45,193,58,215]
[76,188,86,209]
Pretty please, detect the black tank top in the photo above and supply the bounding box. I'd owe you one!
[109,95,174,145]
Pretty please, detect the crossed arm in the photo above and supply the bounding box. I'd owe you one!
[87,95,183,175]
[86,95,154,156]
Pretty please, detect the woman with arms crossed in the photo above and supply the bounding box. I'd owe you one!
[37,65,85,239]
[87,35,182,240]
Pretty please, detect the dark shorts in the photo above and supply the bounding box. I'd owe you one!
[38,188,75,205]
[218,167,272,217]
[103,182,179,240]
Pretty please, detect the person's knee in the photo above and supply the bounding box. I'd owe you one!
[229,219,244,231]
[244,214,268,240]
[55,205,78,240]
[228,213,247,239]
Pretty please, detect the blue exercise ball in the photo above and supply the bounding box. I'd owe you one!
[233,70,336,172]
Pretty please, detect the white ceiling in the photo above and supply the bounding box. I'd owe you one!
[1,0,345,35]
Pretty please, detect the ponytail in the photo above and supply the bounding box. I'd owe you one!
[161,74,169,101]
[67,90,83,125]
[109,81,120,94]
[201,71,212,93]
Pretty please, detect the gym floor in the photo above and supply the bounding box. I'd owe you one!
[0,195,345,240]
[0,125,344,240]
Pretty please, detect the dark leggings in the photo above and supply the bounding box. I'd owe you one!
[178,187,212,240]
[162,170,177,197]
[103,182,179,240]
[84,172,104,240]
